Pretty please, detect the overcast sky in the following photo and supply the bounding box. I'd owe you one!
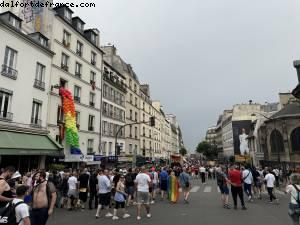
[60,0,300,151]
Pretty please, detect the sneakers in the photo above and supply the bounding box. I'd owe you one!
[147,214,152,218]
[150,200,155,204]
[123,214,130,219]
[137,216,141,220]
[105,213,113,217]
[184,199,189,204]
[242,206,247,210]
[112,216,119,220]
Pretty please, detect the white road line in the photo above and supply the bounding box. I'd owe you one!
[217,187,220,193]
[275,190,285,195]
[190,186,200,193]
[204,186,212,193]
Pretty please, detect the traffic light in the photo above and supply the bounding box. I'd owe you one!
[150,116,155,127]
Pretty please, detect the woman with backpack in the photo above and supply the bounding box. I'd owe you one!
[285,173,300,225]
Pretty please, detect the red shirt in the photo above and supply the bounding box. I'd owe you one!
[229,169,242,187]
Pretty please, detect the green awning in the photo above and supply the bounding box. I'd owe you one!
[0,131,63,156]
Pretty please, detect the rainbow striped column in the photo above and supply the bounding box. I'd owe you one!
[59,88,81,154]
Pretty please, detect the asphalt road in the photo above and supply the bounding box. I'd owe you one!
[47,179,292,225]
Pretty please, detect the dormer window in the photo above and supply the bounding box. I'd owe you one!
[9,15,20,29]
[39,36,48,47]
[64,9,71,21]
[77,22,84,32]
[90,33,96,44]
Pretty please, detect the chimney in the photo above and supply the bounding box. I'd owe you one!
[293,60,300,83]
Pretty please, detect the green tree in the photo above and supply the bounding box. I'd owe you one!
[179,147,187,156]
[196,141,218,160]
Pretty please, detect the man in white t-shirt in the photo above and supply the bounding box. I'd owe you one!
[264,170,278,203]
[67,172,78,210]
[150,168,159,204]
[242,166,253,201]
[13,185,31,225]
[200,166,206,184]
[135,167,151,220]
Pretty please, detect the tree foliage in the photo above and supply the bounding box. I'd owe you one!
[179,147,187,156]
[196,141,218,160]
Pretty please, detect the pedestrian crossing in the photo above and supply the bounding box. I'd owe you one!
[179,185,286,195]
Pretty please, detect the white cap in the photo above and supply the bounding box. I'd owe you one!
[11,171,21,179]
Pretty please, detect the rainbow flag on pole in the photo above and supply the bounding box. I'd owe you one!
[59,88,81,154]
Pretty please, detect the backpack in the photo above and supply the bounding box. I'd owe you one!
[216,172,225,186]
[0,201,25,225]
[125,174,133,184]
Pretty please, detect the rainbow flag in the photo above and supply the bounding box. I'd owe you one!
[59,88,81,154]
[168,175,179,203]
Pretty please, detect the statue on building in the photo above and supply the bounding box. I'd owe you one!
[239,128,249,155]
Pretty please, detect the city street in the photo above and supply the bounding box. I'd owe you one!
[48,180,291,225]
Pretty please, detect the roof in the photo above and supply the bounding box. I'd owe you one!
[270,103,300,120]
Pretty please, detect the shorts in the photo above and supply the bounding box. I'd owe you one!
[137,191,150,205]
[160,180,167,191]
[79,192,88,202]
[125,186,134,195]
[115,201,125,209]
[152,183,158,190]
[218,185,229,195]
[68,189,78,198]
[98,192,111,206]
[255,181,262,188]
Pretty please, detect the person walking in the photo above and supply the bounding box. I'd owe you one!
[78,169,89,209]
[159,168,168,201]
[200,165,206,184]
[125,168,135,207]
[150,168,159,204]
[67,172,78,210]
[265,169,279,204]
[0,166,15,208]
[95,170,113,219]
[89,171,98,210]
[242,165,253,202]
[135,166,152,220]
[228,165,246,210]
[285,173,300,225]
[112,175,130,220]
[30,171,57,225]
[216,166,230,209]
[168,171,179,203]
[179,168,191,204]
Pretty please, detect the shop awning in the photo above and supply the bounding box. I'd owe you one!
[0,131,63,156]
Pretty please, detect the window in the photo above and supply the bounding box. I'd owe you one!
[129,79,132,89]
[75,62,82,77]
[129,125,132,138]
[108,142,112,156]
[61,53,69,71]
[130,109,132,120]
[91,33,96,44]
[63,30,71,47]
[2,46,18,79]
[90,71,96,84]
[57,106,64,123]
[291,127,300,152]
[134,84,137,92]
[135,112,138,122]
[31,100,42,126]
[130,94,133,104]
[143,113,145,122]
[39,37,48,47]
[270,129,284,153]
[0,90,12,120]
[76,41,83,56]
[129,144,133,154]
[88,115,95,131]
[134,145,138,154]
[77,22,84,32]
[64,9,71,21]
[74,86,81,102]
[135,127,138,139]
[121,94,125,107]
[89,92,95,107]
[149,130,152,138]
[91,51,96,65]
[87,139,94,154]
[75,111,80,127]
[143,102,145,110]
[9,15,20,28]
[102,142,107,155]
[143,127,145,136]
[34,63,45,90]
[135,97,138,107]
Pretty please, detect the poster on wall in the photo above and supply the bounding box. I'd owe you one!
[232,120,252,156]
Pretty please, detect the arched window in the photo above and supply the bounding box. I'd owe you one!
[291,127,300,152]
[270,129,285,153]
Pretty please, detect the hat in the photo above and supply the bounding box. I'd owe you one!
[11,171,21,179]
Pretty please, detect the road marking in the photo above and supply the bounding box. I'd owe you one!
[190,186,200,193]
[275,190,285,195]
[204,186,212,193]
[217,187,220,193]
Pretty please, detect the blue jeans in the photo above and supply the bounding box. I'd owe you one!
[243,183,252,198]
[30,208,49,225]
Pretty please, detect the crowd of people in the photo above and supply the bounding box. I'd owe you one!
[1,162,300,225]
[0,165,192,225]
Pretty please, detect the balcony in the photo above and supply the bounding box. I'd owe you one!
[89,102,95,107]
[33,79,45,91]
[75,72,81,78]
[76,50,82,57]
[87,148,94,154]
[1,65,18,80]
[30,117,42,127]
[74,96,80,103]
[88,126,94,131]
[62,40,70,48]
[91,60,96,65]
[61,64,69,72]
[0,111,13,121]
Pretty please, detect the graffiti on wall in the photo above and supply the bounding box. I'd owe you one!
[21,0,46,32]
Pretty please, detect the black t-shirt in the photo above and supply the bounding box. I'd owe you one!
[125,173,135,187]
[89,175,98,193]
[78,174,89,188]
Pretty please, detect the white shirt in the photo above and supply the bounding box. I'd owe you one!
[135,173,151,192]
[273,169,279,177]
[68,176,78,190]
[97,175,111,194]
[12,199,29,225]
[265,173,276,188]
[152,172,159,184]
[200,167,206,173]
[242,169,253,185]
[286,184,300,204]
